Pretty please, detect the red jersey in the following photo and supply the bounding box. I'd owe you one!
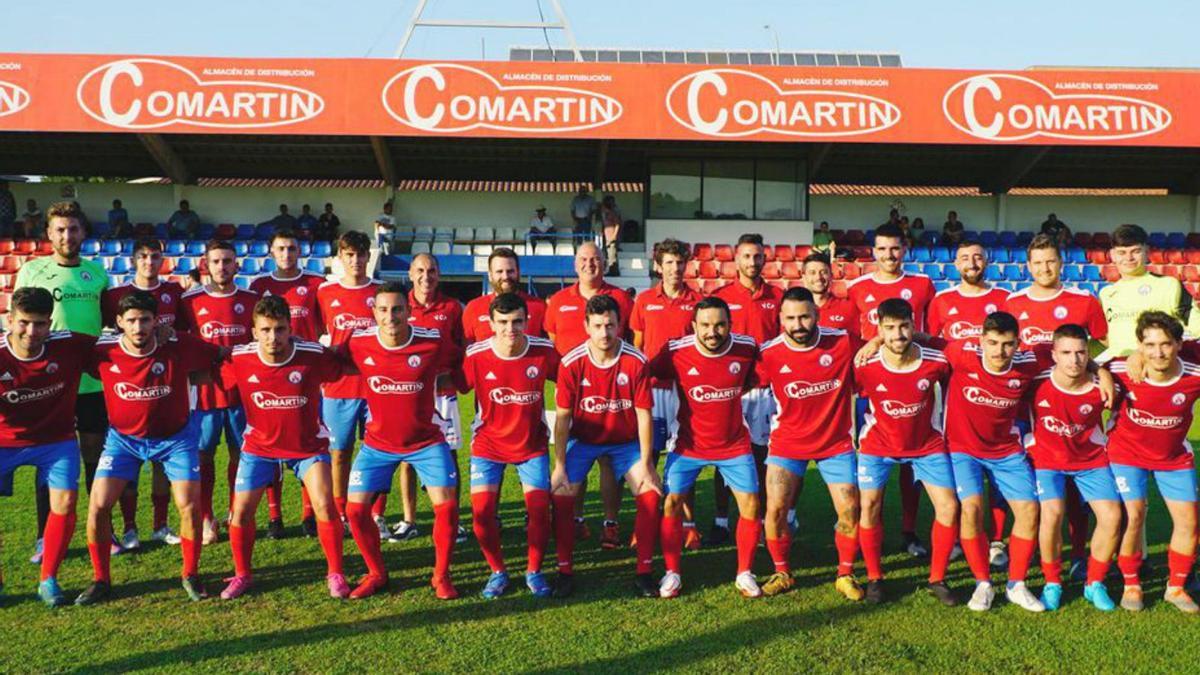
[223,340,343,459]
[846,272,936,340]
[943,340,1042,459]
[631,284,701,388]
[927,286,1010,342]
[91,333,219,438]
[756,328,855,460]
[1025,370,1108,471]
[544,282,635,354]
[855,346,951,458]
[0,331,93,447]
[1006,285,1107,348]
[178,286,258,410]
[249,271,326,341]
[101,280,185,329]
[649,334,758,460]
[1106,358,1200,470]
[461,336,559,462]
[817,294,860,336]
[555,341,652,446]
[461,291,547,344]
[409,290,465,396]
[346,326,453,455]
[316,279,379,399]
[713,280,783,346]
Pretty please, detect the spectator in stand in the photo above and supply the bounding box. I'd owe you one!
[599,194,623,276]
[1040,213,1072,248]
[262,204,298,231]
[529,205,557,243]
[569,186,597,237]
[296,204,318,234]
[0,180,14,236]
[812,221,836,256]
[898,216,913,246]
[21,199,44,239]
[881,208,901,229]
[942,210,965,246]
[107,199,131,239]
[167,200,201,239]
[316,202,340,242]
[374,200,397,253]
[910,217,926,245]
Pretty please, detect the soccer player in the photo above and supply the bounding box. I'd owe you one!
[100,237,185,551]
[650,297,760,598]
[854,299,959,606]
[315,231,378,535]
[631,238,702,549]
[0,288,93,606]
[846,223,935,558]
[15,200,109,563]
[178,241,258,544]
[216,296,348,600]
[926,241,1010,343]
[551,295,661,598]
[249,228,326,538]
[1101,223,1200,356]
[1105,312,1200,613]
[461,247,547,343]
[1027,324,1120,612]
[461,293,559,599]
[800,252,860,335]
[544,242,635,548]
[710,233,782,546]
[342,282,460,600]
[76,291,221,605]
[756,288,862,601]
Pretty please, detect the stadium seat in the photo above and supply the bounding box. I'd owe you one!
[174,257,196,274]
[944,265,961,282]
[698,261,719,279]
[763,245,775,263]
[0,256,19,273]
[794,245,812,259]
[450,244,470,256]
[767,279,788,291]
[1009,248,1028,264]
[934,280,952,293]
[158,258,175,275]
[1087,249,1109,264]
[261,258,278,273]
[718,262,738,279]
[684,280,702,293]
[1149,233,1169,249]
[830,280,847,297]
[1148,250,1167,264]
[532,242,553,256]
[431,242,452,256]
[299,241,312,257]
[714,244,734,262]
[214,224,237,240]
[475,227,494,242]
[250,241,269,256]
[844,229,865,245]
[553,242,574,256]
[762,262,781,280]
[109,258,130,274]
[841,263,861,280]
[1092,233,1112,248]
[474,245,494,256]
[963,231,979,243]
[774,246,794,263]
[701,279,725,294]
[921,231,941,246]
[433,228,455,242]
[1189,282,1200,297]
[197,223,215,240]
[1082,265,1103,282]
[979,231,999,247]
[495,227,515,242]
[254,224,275,241]
[1148,264,1167,277]
[902,263,921,275]
[234,224,256,240]
[411,242,431,255]
[692,243,713,261]
[1061,265,1083,282]
[306,258,326,274]
[921,264,944,280]
[1168,249,1187,265]
[985,266,1004,282]
[862,262,878,275]
[1184,266,1200,283]
[100,240,121,256]
[1101,265,1119,282]
[81,239,101,255]
[235,276,251,290]
[912,248,933,263]
[1168,233,1188,249]
[1066,248,1087,264]
[186,241,206,256]
[1017,231,1035,247]
[165,240,186,255]
[312,242,333,257]
[781,261,800,279]
[1072,232,1093,248]
[684,260,701,279]
[933,247,953,263]
[232,241,250,256]
[989,248,1010,264]
[998,232,1019,248]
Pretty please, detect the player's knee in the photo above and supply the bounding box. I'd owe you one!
[1040,500,1065,524]
[960,498,984,522]
[1011,500,1039,523]
[1092,503,1121,533]
[662,494,684,517]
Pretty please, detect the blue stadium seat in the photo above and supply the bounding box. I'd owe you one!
[1016,231,1035,247]
[153,223,169,239]
[934,280,952,292]
[102,240,122,256]
[306,258,326,274]
[233,241,250,256]
[979,231,999,247]
[91,222,113,238]
[235,276,251,290]
[933,247,954,263]
[1076,282,1098,295]
[262,258,278,273]
[109,258,129,273]
[1083,265,1103,282]
[1002,264,1024,281]
[921,264,944,280]
[240,258,260,275]
[903,263,922,275]
[299,241,312,257]
[108,274,126,286]
[921,231,940,246]
[1167,233,1188,249]
[235,224,256,240]
[165,240,186,255]
[985,266,1005,282]
[119,239,137,254]
[998,231,1019,248]
[254,224,275,241]
[174,257,195,274]
[250,241,269,256]
[186,241,206,256]
[1066,248,1087,264]
[197,223,215,240]
[1061,265,1083,282]
[989,248,1010,264]
[312,241,332,257]
[1009,248,1028,264]
[963,231,980,243]
[912,248,933,263]
[944,265,961,282]
[1148,232,1168,249]
[81,239,101,255]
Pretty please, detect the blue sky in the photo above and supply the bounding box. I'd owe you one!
[6,0,1197,69]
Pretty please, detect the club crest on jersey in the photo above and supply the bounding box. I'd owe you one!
[81,271,93,282]
[288,371,303,384]
[1007,379,1022,389]
[1053,306,1068,319]
[1138,284,1151,296]
[917,378,930,391]
[366,297,377,308]
[234,303,245,314]
[46,362,58,374]
[985,303,998,314]
[1172,393,1187,406]
[819,354,833,367]
[161,293,172,304]
[526,366,539,379]
[297,287,309,296]
[729,362,741,374]
[617,372,629,386]
[151,361,166,375]
[900,289,913,300]
[1079,403,1094,415]
[407,355,421,368]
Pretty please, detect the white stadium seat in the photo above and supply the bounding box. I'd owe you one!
[554,242,575,256]
[494,227,515,241]
[473,244,493,255]
[433,228,455,241]
[534,241,554,256]
[411,241,431,255]
[455,227,475,242]
[474,227,494,242]
[431,241,452,256]
[413,226,434,242]
[452,244,472,256]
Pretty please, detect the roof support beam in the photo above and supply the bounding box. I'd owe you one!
[593,140,609,192]
[982,146,1050,194]
[137,134,192,185]
[369,136,398,187]
[807,143,833,182]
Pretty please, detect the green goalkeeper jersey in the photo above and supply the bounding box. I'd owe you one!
[1098,272,1200,357]
[14,255,108,393]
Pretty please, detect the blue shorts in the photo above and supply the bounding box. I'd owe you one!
[767,451,857,486]
[195,406,247,454]
[951,451,1037,502]
[1036,467,1119,503]
[235,449,330,492]
[664,453,758,496]
[322,397,369,451]
[858,453,956,491]
[0,439,80,496]
[470,454,550,490]
[349,442,458,493]
[1111,463,1198,503]
[565,439,642,485]
[97,424,200,484]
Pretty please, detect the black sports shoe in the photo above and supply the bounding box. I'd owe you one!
[701,524,730,547]
[865,579,885,604]
[301,516,317,538]
[902,531,928,558]
[552,573,575,599]
[635,574,658,598]
[182,575,209,602]
[75,581,112,606]
[267,518,287,540]
[927,581,958,607]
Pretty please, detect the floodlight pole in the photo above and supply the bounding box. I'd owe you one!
[394,0,584,61]
[764,25,781,64]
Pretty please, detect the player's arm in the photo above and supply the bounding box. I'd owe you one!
[551,406,572,494]
[632,330,645,350]
[634,406,662,494]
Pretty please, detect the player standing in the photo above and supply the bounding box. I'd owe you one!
[461,248,547,342]
[1101,224,1200,355]
[800,252,860,336]
[926,241,1010,342]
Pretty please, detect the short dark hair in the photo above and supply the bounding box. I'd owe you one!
[956,239,986,253]
[132,237,162,255]
[269,228,298,246]
[693,296,730,322]
[1027,233,1061,259]
[801,252,832,269]
[112,199,122,207]
[736,233,764,249]
[877,298,914,323]
[653,238,690,265]
[874,223,905,243]
[1052,323,1089,344]
[488,247,520,271]
[117,290,158,317]
[489,292,527,319]
[254,295,291,323]
[1136,310,1183,343]
[338,230,371,255]
[46,201,83,224]
[10,287,53,317]
[205,239,236,256]
[781,286,815,305]
[983,311,1019,336]
[1112,224,1148,248]
[585,294,621,321]
[374,280,408,299]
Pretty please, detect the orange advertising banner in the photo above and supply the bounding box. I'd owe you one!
[0,53,1195,146]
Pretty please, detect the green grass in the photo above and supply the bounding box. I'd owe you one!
[2,394,1200,674]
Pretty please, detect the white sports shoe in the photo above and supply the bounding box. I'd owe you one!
[735,571,762,598]
[29,538,44,564]
[1005,582,1045,612]
[659,571,682,598]
[968,581,995,611]
[202,519,219,546]
[989,541,1009,570]
[122,528,142,551]
[374,515,395,543]
[152,526,181,545]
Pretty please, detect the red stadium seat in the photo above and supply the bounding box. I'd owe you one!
[714,244,734,262]
[0,256,18,273]
[862,262,878,275]
[768,279,787,291]
[159,258,176,275]
[1072,232,1093,248]
[1092,233,1112,248]
[214,224,237,240]
[1184,266,1200,283]
[1187,250,1200,265]
[831,280,848,297]
[780,261,800,279]
[0,293,9,314]
[795,245,812,260]
[1148,264,1169,277]
[842,262,861,280]
[36,241,53,255]
[844,229,866,245]
[774,246,795,263]
[1148,250,1167,264]
[0,275,11,291]
[13,240,35,254]
[0,240,13,255]
[831,262,845,280]
[693,243,713,261]
[1167,250,1187,264]
[763,245,775,262]
[1086,249,1109,264]
[830,229,846,243]
[684,260,701,279]
[718,261,738,279]
[1101,265,1120,282]
[702,279,725,294]
[698,261,719,279]
[761,262,781,280]
[684,279,703,293]
[852,246,872,260]
[1189,282,1200,298]
[786,279,805,289]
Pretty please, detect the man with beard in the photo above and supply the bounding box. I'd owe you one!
[462,248,546,343]
[800,252,860,336]
[927,242,1011,343]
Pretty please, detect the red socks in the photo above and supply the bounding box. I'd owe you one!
[1007,535,1036,583]
[929,520,955,583]
[766,534,791,574]
[40,512,75,581]
[348,501,386,579]
[524,489,550,574]
[88,540,112,583]
[316,519,344,575]
[552,494,576,574]
[334,496,348,520]
[1168,548,1196,588]
[988,494,1008,543]
[180,537,200,578]
[633,491,660,575]
[226,456,239,516]
[200,456,216,522]
[1086,555,1112,586]
[119,489,137,533]
[432,501,458,581]
[660,516,683,573]
[371,493,387,518]
[471,491,504,573]
[228,523,255,577]
[152,493,170,531]
[1118,553,1142,587]
[859,524,884,581]
[267,477,283,521]
[1042,558,1063,585]
[834,529,859,577]
[961,534,991,582]
[301,485,315,521]
[899,464,919,533]
[735,517,761,575]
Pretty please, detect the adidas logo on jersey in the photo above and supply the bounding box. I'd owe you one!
[363,356,376,366]
[968,373,979,380]
[247,374,260,383]
[947,307,959,315]
[198,307,210,316]
[581,377,591,387]
[687,367,700,376]
[0,372,12,381]
[875,384,888,392]
[779,365,792,374]
[485,371,498,380]
[331,299,342,307]
[865,294,876,303]
[1018,312,1030,320]
[1038,399,1051,408]
[109,364,121,373]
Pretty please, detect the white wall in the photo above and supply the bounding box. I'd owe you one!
[646,219,813,246]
